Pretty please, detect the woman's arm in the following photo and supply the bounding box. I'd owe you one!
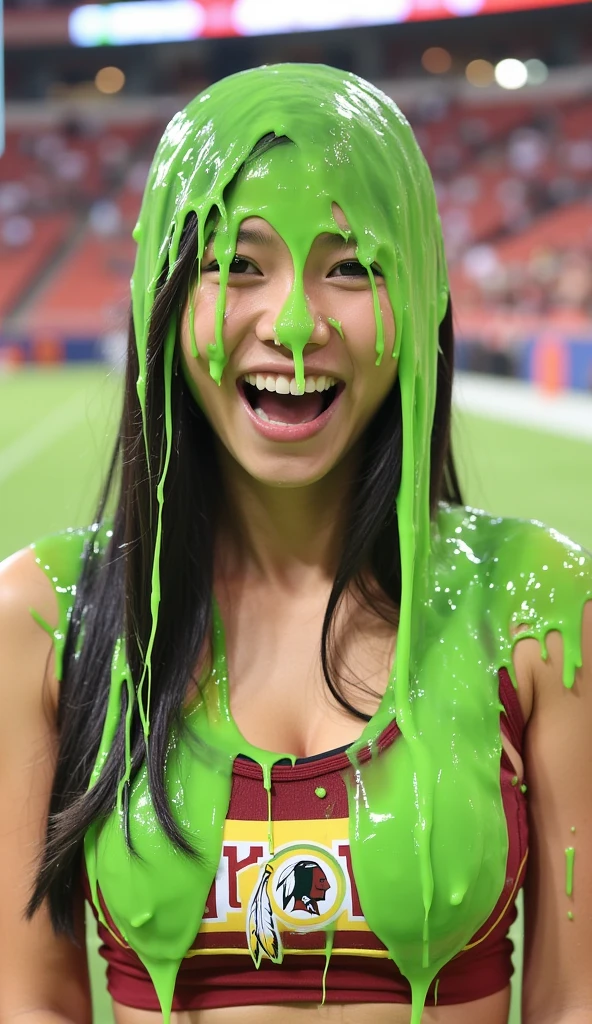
[0,548,92,1024]
[522,599,592,1023]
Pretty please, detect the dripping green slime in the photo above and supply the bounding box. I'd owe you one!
[32,64,592,1023]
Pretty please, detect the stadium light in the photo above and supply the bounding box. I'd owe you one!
[69,1,206,47]
[68,0,588,46]
[231,0,412,35]
[495,58,528,90]
[465,59,494,87]
[444,0,483,14]
[422,47,452,74]
[525,58,549,85]
[95,67,126,94]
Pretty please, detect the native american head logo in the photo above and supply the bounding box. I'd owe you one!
[275,859,331,916]
[246,845,346,968]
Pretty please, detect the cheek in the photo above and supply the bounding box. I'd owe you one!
[348,296,396,371]
[341,288,396,355]
[179,298,216,408]
[187,285,250,365]
[378,290,396,356]
[184,288,217,360]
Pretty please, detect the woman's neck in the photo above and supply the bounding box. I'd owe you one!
[215,444,360,593]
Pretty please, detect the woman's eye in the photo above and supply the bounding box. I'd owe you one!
[229,256,259,275]
[329,261,382,278]
[202,256,259,275]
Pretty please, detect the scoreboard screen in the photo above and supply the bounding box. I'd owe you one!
[68,0,591,45]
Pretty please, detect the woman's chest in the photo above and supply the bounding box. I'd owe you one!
[98,714,524,1021]
[218,587,397,758]
[196,714,526,953]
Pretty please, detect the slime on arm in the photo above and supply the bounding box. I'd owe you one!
[565,847,575,897]
[31,64,592,1023]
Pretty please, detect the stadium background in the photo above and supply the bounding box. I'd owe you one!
[1,0,592,1020]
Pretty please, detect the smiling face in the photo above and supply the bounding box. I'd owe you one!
[180,145,397,489]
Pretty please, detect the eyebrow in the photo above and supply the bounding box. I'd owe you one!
[234,227,357,249]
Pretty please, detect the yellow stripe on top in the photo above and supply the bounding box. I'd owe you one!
[193,817,376,942]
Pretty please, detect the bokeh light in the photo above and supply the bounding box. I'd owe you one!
[465,59,494,87]
[422,47,452,74]
[95,66,126,94]
[495,58,528,90]
[525,58,549,85]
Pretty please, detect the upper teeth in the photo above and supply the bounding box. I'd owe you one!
[242,373,337,395]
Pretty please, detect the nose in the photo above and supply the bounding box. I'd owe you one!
[255,274,331,354]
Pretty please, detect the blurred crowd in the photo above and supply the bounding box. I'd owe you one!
[0,114,153,225]
[407,93,592,327]
[0,79,591,350]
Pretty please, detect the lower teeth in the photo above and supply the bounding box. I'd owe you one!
[254,407,317,425]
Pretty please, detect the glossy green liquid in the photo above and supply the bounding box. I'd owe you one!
[31,64,592,1023]
[34,508,592,1021]
[565,846,575,897]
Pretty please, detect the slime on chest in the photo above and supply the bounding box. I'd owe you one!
[35,511,592,1022]
[33,64,592,1024]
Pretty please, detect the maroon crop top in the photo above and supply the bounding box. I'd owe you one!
[85,668,528,1011]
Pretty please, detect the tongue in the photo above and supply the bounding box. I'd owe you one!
[255,390,325,424]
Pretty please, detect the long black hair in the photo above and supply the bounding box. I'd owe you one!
[27,204,462,939]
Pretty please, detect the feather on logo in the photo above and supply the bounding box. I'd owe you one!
[247,863,282,967]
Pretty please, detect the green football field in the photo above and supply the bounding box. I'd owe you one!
[2,365,591,1023]
[1,366,591,562]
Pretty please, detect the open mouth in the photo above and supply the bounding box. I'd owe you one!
[239,376,343,426]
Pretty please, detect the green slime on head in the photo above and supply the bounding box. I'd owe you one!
[30,64,592,1022]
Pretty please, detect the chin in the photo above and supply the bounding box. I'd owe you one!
[240,455,341,489]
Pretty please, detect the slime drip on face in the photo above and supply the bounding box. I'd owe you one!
[31,64,592,1024]
[209,144,346,395]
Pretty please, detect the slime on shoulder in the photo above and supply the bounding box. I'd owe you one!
[32,64,592,1023]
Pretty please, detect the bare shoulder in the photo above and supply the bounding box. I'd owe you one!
[521,603,592,1018]
[0,545,92,1020]
[444,512,592,1016]
[436,506,592,723]
[501,517,592,711]
[0,545,61,713]
[0,543,61,623]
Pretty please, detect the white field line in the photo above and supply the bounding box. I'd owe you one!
[453,373,592,442]
[0,393,90,485]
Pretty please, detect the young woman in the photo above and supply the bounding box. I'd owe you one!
[1,63,591,1024]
